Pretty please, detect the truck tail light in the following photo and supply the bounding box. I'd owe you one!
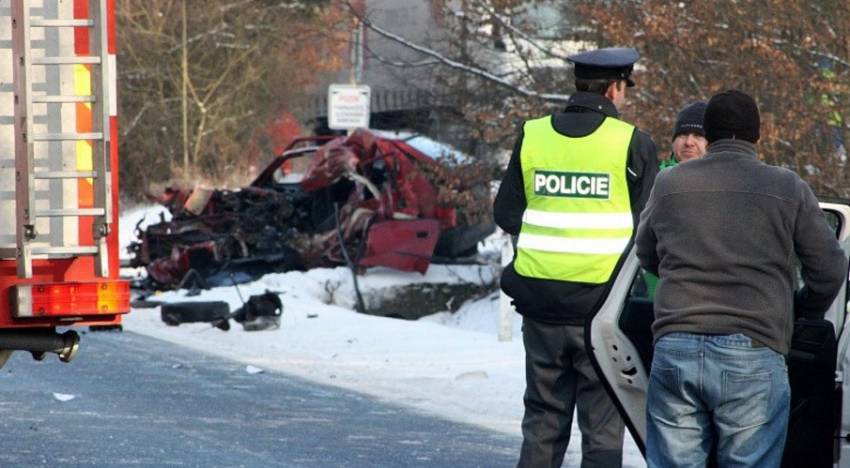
[12,281,130,318]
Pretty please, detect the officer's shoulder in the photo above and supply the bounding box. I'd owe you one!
[627,127,657,152]
[631,127,653,141]
[521,114,552,129]
[524,114,552,124]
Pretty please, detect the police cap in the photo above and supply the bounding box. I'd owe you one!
[568,47,640,87]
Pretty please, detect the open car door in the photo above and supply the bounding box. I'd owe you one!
[587,201,850,467]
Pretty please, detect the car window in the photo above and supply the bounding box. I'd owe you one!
[629,269,654,300]
[824,210,842,238]
[273,154,314,184]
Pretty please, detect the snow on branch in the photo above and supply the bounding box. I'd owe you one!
[773,39,850,70]
[363,43,441,69]
[470,0,571,61]
[340,1,570,103]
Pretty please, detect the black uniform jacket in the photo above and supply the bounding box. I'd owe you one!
[494,92,658,325]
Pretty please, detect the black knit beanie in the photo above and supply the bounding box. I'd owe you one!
[704,90,760,143]
[672,101,707,140]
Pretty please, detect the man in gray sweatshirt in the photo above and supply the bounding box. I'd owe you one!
[635,89,847,468]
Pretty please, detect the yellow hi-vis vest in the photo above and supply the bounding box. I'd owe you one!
[514,115,635,284]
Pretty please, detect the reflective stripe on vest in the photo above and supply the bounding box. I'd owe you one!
[514,115,634,284]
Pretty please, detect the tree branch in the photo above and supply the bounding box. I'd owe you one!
[340,1,569,103]
[362,43,441,68]
[470,0,571,61]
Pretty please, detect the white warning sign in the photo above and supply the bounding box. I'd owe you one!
[328,84,371,130]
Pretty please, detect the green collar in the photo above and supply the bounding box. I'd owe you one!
[659,154,678,170]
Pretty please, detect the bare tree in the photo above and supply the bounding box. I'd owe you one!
[576,0,850,197]
[336,0,586,157]
[117,0,349,198]
[334,0,850,199]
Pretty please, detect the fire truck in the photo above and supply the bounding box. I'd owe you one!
[0,0,128,368]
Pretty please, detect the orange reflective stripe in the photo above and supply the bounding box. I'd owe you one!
[74,0,93,246]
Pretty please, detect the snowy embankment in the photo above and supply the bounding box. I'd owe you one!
[119,205,645,467]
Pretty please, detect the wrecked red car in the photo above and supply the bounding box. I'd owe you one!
[129,129,495,290]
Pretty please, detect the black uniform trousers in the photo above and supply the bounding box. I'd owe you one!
[518,317,624,468]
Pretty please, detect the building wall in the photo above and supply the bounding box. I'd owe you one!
[305,0,446,119]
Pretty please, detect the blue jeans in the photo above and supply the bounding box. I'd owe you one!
[646,333,789,468]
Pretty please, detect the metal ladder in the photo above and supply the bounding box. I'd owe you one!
[9,0,112,278]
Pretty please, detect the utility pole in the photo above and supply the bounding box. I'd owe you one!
[349,16,363,85]
[355,18,364,84]
[181,0,189,173]
[346,16,364,137]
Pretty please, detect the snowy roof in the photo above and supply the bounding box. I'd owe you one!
[369,130,469,163]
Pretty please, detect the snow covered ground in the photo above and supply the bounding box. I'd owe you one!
[119,205,645,467]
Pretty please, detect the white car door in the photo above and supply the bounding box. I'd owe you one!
[587,201,850,466]
[829,203,850,466]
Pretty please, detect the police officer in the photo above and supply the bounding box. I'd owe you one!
[494,47,658,468]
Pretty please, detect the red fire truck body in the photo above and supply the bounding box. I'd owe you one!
[0,0,129,365]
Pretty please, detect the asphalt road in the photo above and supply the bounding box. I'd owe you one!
[0,330,520,467]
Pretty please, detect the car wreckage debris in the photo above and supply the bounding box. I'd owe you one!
[230,292,283,331]
[160,292,283,332]
[129,129,495,291]
[161,301,231,330]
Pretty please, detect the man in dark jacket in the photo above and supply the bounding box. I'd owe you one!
[494,47,658,468]
[636,90,847,467]
[660,101,708,169]
[644,101,708,298]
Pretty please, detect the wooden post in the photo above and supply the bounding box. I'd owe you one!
[498,235,515,342]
